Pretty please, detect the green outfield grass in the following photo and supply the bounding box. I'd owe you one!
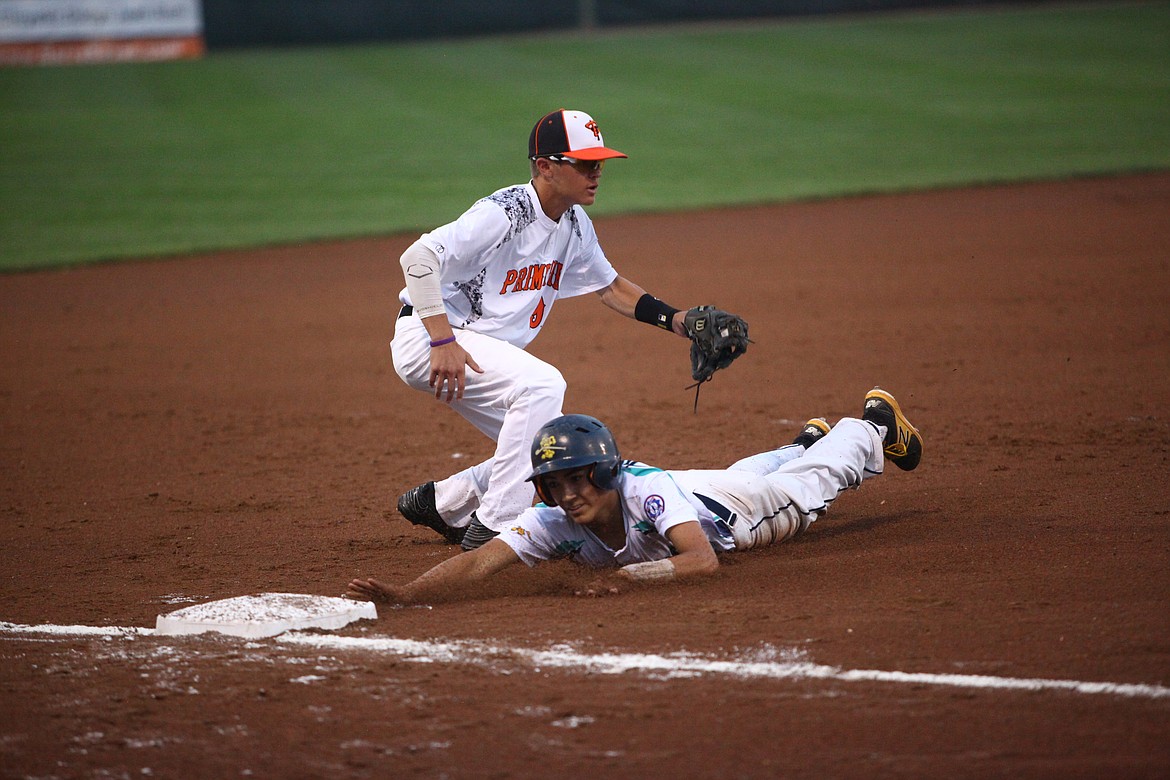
[1,2,1168,270]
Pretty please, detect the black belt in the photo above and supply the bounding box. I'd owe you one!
[398,305,414,319]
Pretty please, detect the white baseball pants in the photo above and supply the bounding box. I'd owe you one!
[672,417,886,550]
[391,314,565,532]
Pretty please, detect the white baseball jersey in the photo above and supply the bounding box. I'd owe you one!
[498,461,738,569]
[407,181,618,348]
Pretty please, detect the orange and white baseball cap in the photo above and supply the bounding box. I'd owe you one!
[528,109,627,161]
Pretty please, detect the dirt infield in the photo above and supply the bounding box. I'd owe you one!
[2,173,1169,778]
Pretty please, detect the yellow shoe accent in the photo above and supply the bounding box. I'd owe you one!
[863,388,922,471]
[793,417,831,448]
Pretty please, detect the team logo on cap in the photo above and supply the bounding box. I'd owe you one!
[585,119,600,140]
[536,434,564,461]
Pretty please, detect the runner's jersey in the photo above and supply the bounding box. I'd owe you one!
[409,182,618,348]
[499,461,738,569]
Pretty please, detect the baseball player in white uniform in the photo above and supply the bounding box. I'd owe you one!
[392,109,736,550]
[346,388,922,604]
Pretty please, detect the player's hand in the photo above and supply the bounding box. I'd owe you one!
[429,342,483,403]
[346,577,402,603]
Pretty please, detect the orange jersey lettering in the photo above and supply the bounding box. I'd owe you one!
[499,261,564,294]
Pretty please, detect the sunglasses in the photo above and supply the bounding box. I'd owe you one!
[543,155,605,175]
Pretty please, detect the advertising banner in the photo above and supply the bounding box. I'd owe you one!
[0,0,204,65]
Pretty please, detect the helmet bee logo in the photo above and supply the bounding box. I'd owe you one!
[536,434,564,461]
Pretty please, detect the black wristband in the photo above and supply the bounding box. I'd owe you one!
[634,294,680,331]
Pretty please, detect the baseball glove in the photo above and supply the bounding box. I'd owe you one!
[683,305,751,389]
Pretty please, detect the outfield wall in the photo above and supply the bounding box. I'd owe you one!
[0,0,1058,62]
[0,0,204,65]
[200,0,1047,49]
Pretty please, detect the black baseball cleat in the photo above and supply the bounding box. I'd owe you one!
[460,513,499,551]
[862,388,923,471]
[397,481,465,544]
[792,418,831,449]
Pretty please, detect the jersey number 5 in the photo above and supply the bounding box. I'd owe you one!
[529,297,546,329]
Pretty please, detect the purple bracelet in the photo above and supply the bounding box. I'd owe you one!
[429,335,457,348]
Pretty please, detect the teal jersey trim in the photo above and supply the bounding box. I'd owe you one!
[633,520,659,536]
[553,539,586,559]
[622,462,662,477]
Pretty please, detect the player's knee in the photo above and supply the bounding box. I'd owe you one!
[524,366,567,402]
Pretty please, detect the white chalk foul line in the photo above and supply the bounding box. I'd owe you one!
[0,622,153,638]
[3,621,1168,701]
[275,634,1170,701]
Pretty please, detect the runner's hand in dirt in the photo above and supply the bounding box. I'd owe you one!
[346,577,403,603]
